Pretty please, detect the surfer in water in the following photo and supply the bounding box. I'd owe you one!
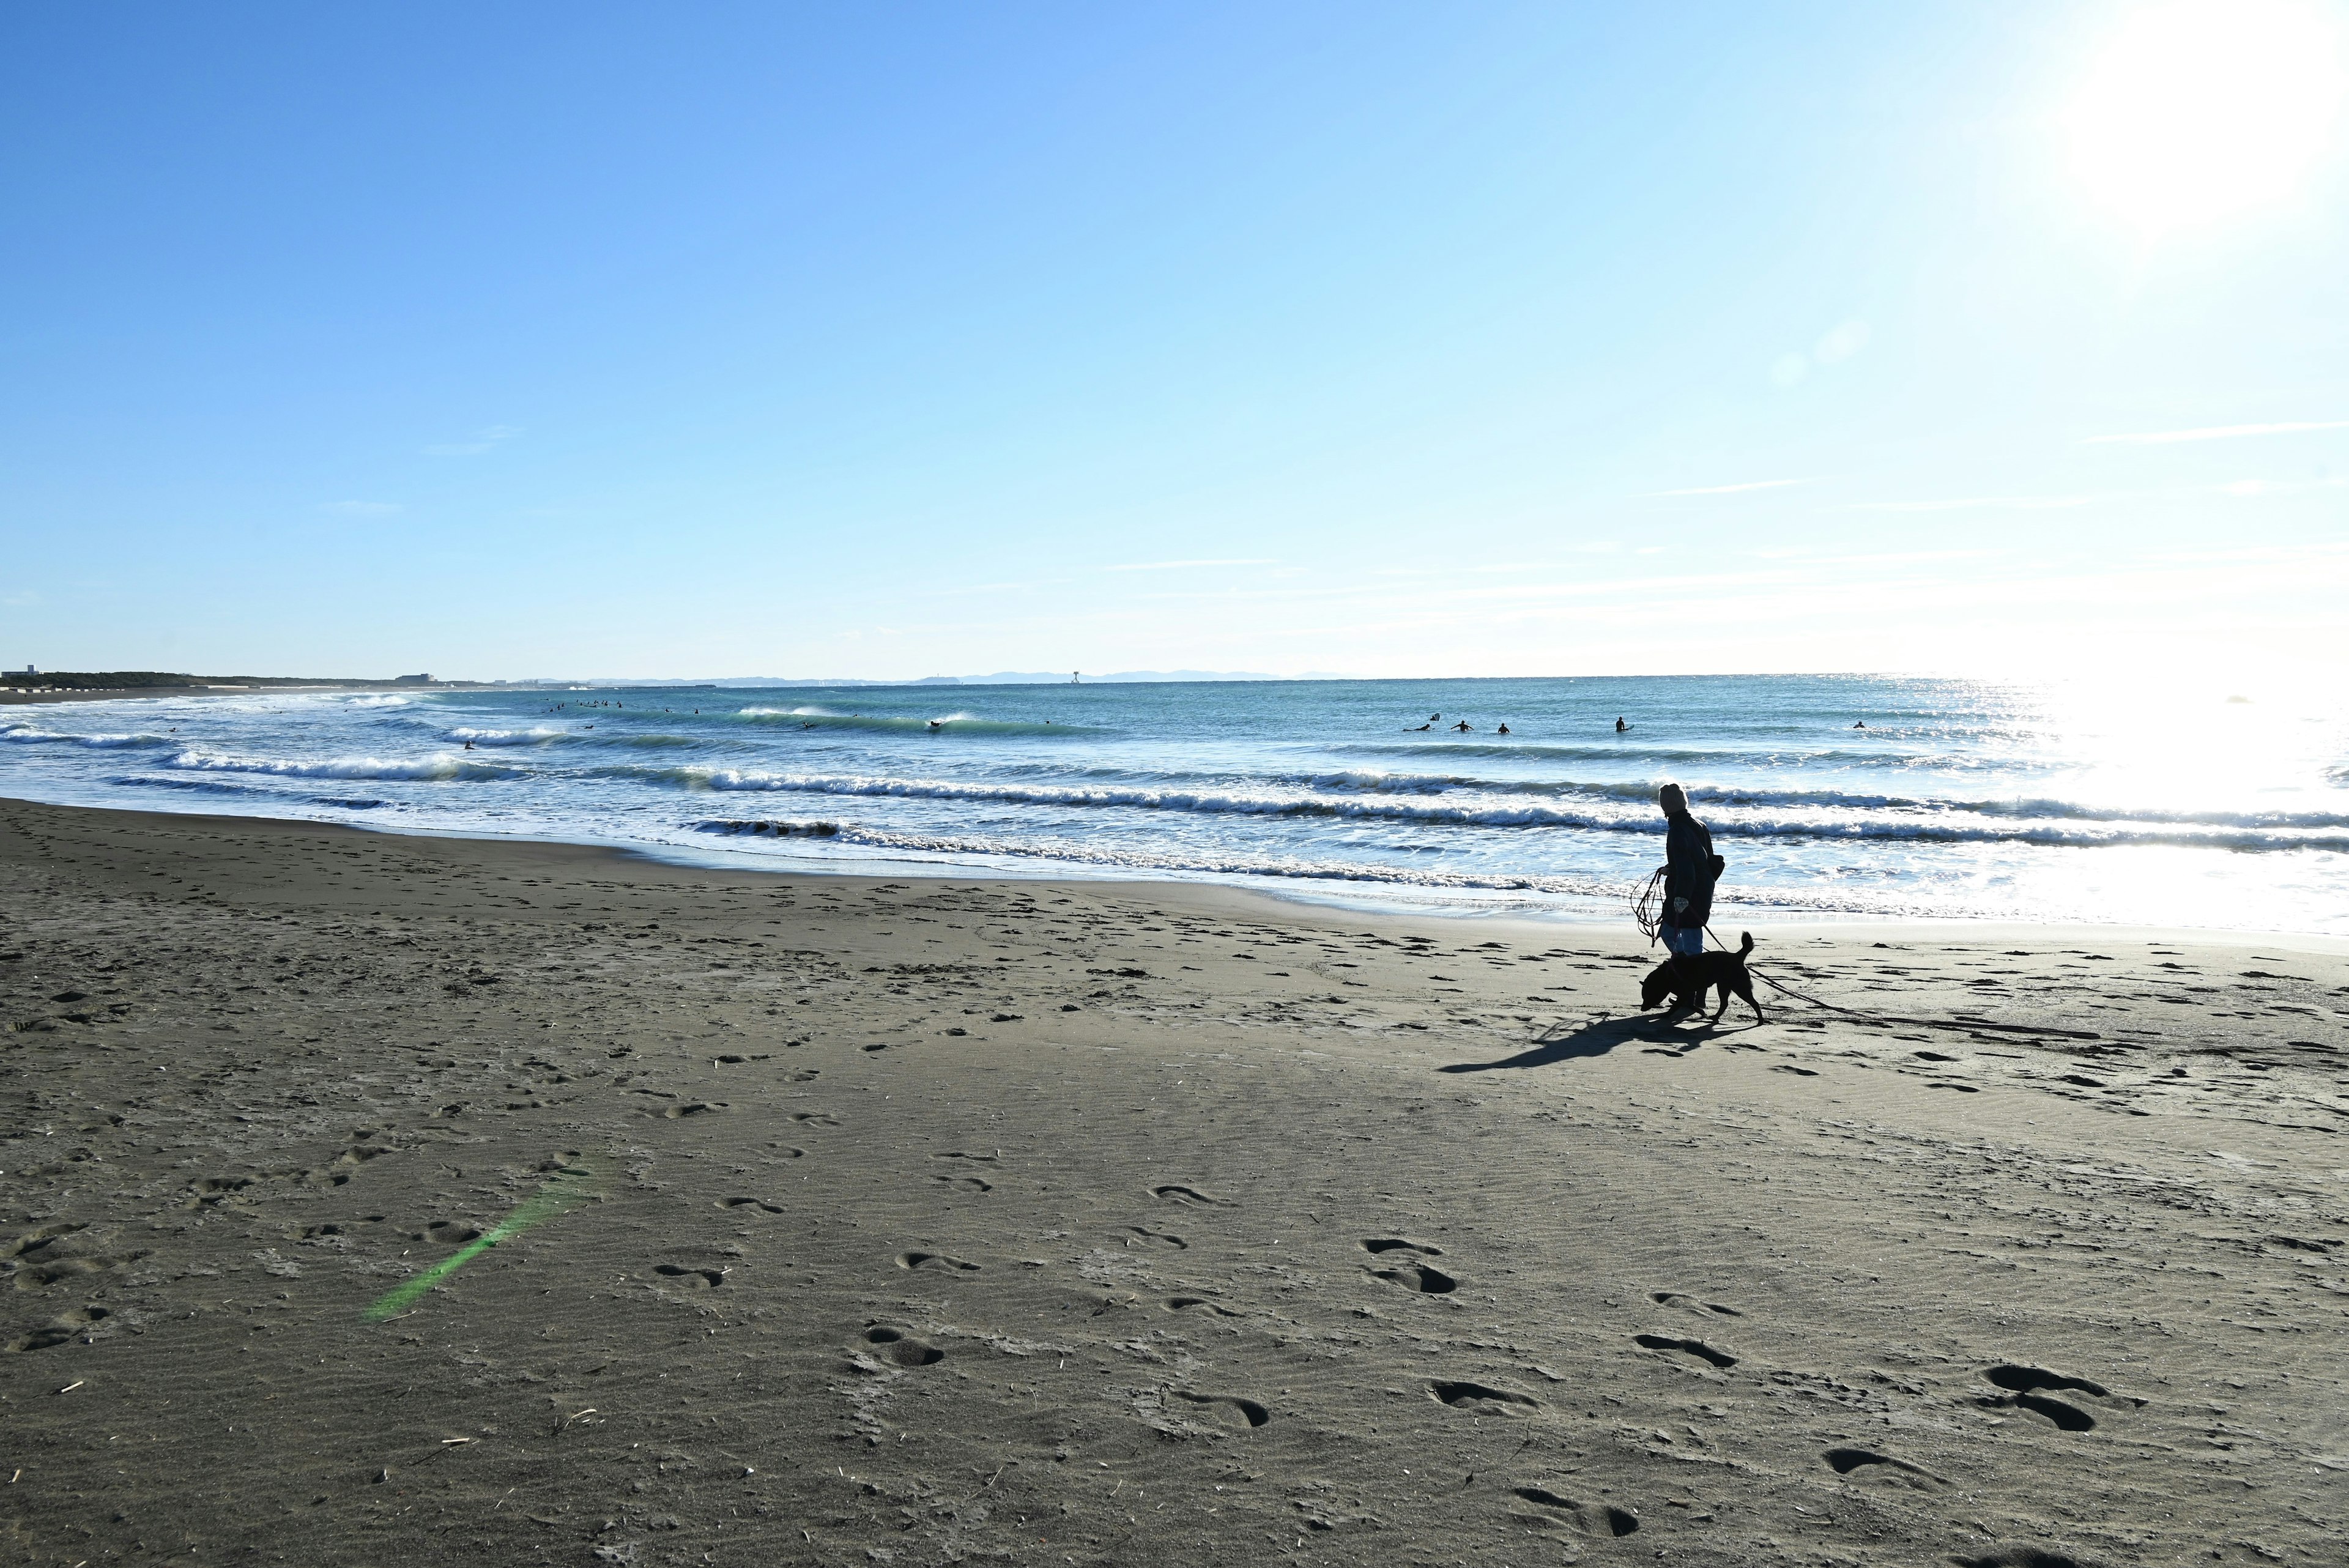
[1452,719,1472,732]
[1616,716,1630,733]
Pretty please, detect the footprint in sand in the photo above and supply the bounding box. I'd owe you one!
[1171,1391,1269,1428]
[181,1176,257,1209]
[716,1197,785,1214]
[7,1304,109,1353]
[787,1112,840,1127]
[1631,1333,1737,1369]
[1510,1487,1639,1537]
[1952,1549,2091,1568]
[1359,1238,1443,1257]
[653,1263,727,1288]
[660,1101,727,1119]
[861,1326,944,1367]
[1824,1447,1948,1490]
[1163,1295,1244,1317]
[9,1222,87,1256]
[1119,1226,1187,1250]
[934,1175,992,1193]
[13,1251,138,1288]
[1981,1364,2138,1431]
[303,1143,394,1186]
[1650,1290,1742,1317]
[896,1250,980,1273]
[1367,1260,1457,1295]
[1151,1184,1219,1205]
[1428,1379,1537,1411]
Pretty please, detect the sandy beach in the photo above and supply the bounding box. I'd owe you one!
[2,797,2343,1567]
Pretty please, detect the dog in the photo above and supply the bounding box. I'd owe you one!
[1639,931,1765,1023]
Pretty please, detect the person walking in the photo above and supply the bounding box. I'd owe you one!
[1657,781,1718,970]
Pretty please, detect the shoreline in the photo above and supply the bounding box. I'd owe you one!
[9,788,2347,957]
[3,794,2343,1566]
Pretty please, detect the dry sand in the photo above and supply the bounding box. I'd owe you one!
[2,798,2343,1567]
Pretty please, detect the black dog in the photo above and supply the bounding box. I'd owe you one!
[1639,931,1765,1023]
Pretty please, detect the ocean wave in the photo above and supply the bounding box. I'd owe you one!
[1328,740,2001,770]
[691,818,842,836]
[733,706,1096,738]
[165,749,525,782]
[107,774,280,797]
[2,724,174,750]
[685,819,1978,916]
[345,694,412,707]
[1269,767,2349,829]
[443,725,712,751]
[601,732,715,749]
[604,765,2349,852]
[448,726,568,747]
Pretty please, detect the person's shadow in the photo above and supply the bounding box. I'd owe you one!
[1437,1008,1752,1073]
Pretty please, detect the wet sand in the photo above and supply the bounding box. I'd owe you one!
[2,798,2343,1567]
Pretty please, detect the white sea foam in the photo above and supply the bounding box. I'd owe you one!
[2,725,171,749]
[166,749,521,781]
[687,819,1993,917]
[448,726,566,746]
[628,766,2349,852]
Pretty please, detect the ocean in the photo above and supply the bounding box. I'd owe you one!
[5,674,2345,934]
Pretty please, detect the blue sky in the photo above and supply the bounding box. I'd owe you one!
[4,2,2345,680]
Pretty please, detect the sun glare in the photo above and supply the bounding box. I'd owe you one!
[2061,0,2348,234]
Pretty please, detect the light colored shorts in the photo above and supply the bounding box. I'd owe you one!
[1660,926,1703,956]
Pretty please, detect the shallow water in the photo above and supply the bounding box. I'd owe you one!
[6,674,2345,932]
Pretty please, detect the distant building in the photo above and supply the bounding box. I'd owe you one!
[394,673,431,684]
[16,666,33,676]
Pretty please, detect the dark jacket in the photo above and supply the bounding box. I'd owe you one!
[1663,809,1716,930]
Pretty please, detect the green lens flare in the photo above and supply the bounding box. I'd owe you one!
[364,1164,595,1322]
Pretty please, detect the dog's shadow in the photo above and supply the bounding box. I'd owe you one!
[1437,1007,1754,1074]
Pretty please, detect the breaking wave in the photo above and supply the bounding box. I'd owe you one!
[618,766,2349,852]
[2,724,173,750]
[680,819,1983,916]
[448,726,566,747]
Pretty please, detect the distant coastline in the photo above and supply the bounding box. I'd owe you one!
[1,667,1356,703]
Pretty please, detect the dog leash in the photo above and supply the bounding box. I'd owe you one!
[1697,921,2101,1041]
[1634,862,2095,1040]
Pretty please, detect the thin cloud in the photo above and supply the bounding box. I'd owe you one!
[1849,494,2102,513]
[1644,478,1814,497]
[1104,557,1277,572]
[324,500,404,516]
[424,424,522,456]
[2084,420,2349,445]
